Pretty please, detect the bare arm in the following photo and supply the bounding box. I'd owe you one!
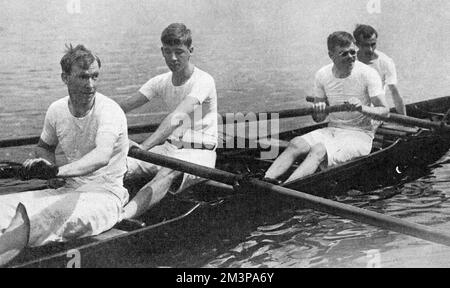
[388,84,406,115]
[57,132,117,178]
[141,96,200,150]
[118,92,149,113]
[361,94,389,116]
[34,138,57,164]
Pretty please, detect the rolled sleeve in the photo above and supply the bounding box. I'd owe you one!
[138,77,160,101]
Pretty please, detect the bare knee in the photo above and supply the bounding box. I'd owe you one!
[287,137,311,157]
[309,143,327,161]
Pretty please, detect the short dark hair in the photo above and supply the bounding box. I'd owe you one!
[60,44,101,74]
[353,24,378,42]
[327,31,355,51]
[161,23,192,48]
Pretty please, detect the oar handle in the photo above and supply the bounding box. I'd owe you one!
[266,103,352,120]
[307,96,450,131]
[0,122,162,148]
[363,110,450,131]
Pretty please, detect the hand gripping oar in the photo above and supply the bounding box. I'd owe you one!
[128,146,450,247]
[0,161,58,180]
[305,96,450,132]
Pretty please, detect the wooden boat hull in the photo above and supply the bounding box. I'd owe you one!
[6,95,450,267]
[215,126,450,197]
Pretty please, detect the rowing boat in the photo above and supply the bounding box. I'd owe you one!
[4,95,450,267]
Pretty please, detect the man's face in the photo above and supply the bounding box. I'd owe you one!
[330,43,357,71]
[356,34,377,59]
[63,61,99,106]
[161,43,193,73]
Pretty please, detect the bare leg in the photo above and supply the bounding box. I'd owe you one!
[0,203,30,267]
[284,143,327,183]
[122,168,183,219]
[264,137,311,180]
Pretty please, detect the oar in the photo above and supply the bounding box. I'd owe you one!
[128,146,450,247]
[226,103,352,122]
[0,104,351,149]
[0,123,160,148]
[8,99,447,149]
[363,111,450,132]
[305,96,450,132]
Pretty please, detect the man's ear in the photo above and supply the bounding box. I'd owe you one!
[189,46,194,54]
[61,73,68,84]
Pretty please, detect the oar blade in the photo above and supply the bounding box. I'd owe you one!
[0,203,30,267]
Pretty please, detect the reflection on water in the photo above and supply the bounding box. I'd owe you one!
[201,151,450,268]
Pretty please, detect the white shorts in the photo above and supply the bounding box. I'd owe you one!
[301,127,373,167]
[126,141,217,193]
[0,185,122,247]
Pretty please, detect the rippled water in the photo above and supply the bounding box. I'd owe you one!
[198,151,450,268]
[1,0,450,267]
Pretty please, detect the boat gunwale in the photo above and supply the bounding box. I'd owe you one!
[282,136,404,188]
[9,201,205,268]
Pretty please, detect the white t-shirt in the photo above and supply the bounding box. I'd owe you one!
[139,67,218,146]
[367,50,398,87]
[41,93,129,203]
[313,61,385,134]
